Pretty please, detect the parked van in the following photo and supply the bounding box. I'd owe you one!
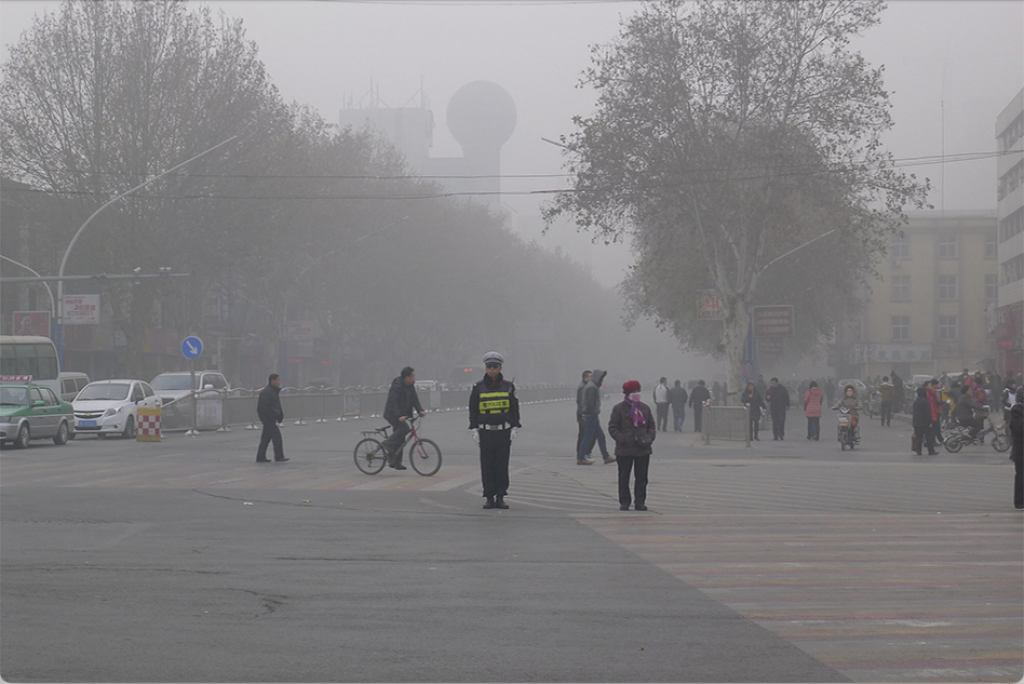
[58,372,90,402]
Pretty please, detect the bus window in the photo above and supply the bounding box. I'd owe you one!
[0,336,60,394]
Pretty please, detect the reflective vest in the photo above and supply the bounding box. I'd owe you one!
[479,388,512,417]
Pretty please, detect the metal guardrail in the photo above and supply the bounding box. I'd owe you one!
[702,404,751,446]
[156,384,576,433]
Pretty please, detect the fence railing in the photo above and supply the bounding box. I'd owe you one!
[157,384,576,433]
[702,404,751,446]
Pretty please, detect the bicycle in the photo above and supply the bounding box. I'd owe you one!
[353,415,442,476]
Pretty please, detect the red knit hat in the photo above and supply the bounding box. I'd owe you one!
[622,380,641,394]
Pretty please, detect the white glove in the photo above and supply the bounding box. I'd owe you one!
[510,427,518,441]
[470,429,480,444]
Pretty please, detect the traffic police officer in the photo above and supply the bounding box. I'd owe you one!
[469,351,521,510]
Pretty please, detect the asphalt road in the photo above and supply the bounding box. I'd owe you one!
[1,398,1021,683]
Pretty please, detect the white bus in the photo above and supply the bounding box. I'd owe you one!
[0,335,60,395]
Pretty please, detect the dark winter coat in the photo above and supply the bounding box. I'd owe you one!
[766,384,790,416]
[256,383,284,424]
[579,370,607,416]
[1009,403,1023,465]
[741,387,765,417]
[668,385,688,410]
[384,376,424,425]
[688,384,711,408]
[954,391,983,423]
[608,400,656,458]
[912,390,933,429]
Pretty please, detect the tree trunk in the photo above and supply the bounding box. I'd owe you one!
[723,298,748,407]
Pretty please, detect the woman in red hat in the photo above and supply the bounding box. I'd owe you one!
[608,380,657,511]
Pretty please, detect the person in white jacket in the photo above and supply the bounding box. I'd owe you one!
[653,377,670,432]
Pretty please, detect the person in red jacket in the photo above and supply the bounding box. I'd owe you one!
[926,379,944,446]
[803,380,824,441]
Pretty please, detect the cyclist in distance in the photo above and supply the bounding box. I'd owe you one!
[382,366,426,470]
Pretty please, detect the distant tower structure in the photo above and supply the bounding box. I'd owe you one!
[339,80,516,212]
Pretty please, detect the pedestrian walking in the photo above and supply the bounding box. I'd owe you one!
[824,377,836,407]
[469,352,521,510]
[382,366,426,470]
[669,379,688,432]
[878,376,894,426]
[689,380,711,432]
[653,377,670,432]
[912,386,938,455]
[741,382,765,441]
[891,370,904,413]
[1009,387,1023,511]
[608,380,656,511]
[766,377,790,440]
[576,370,592,457]
[926,379,944,446]
[1002,377,1018,442]
[255,373,287,463]
[577,369,614,465]
[803,380,823,440]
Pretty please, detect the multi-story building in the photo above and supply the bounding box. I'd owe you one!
[994,88,1024,378]
[838,211,999,380]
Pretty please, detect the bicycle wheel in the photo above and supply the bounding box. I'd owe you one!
[409,438,442,476]
[991,433,1010,453]
[943,435,962,453]
[354,438,388,475]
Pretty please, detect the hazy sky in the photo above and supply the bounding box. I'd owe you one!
[2,0,1022,287]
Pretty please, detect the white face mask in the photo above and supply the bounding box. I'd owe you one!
[628,392,642,402]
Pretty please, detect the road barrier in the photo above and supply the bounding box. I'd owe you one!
[702,404,751,446]
[156,384,576,433]
[136,406,162,442]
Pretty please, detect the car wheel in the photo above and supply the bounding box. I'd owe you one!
[14,424,30,449]
[122,416,136,439]
[53,421,70,445]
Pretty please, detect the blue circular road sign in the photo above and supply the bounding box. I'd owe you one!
[181,336,204,359]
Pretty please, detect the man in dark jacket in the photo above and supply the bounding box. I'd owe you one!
[255,374,287,463]
[469,352,521,509]
[912,386,938,455]
[576,370,592,458]
[383,366,425,470]
[669,380,688,432]
[688,380,711,432]
[954,385,985,440]
[1009,387,1023,510]
[577,369,614,465]
[766,377,791,440]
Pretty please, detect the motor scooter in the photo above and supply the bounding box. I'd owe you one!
[943,413,1010,453]
[834,405,859,450]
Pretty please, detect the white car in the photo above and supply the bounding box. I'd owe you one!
[72,379,161,438]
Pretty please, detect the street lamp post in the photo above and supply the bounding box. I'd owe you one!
[55,136,237,369]
[0,254,56,336]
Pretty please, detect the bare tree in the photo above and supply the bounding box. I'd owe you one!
[544,0,929,399]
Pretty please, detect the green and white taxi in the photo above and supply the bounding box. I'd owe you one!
[0,382,75,448]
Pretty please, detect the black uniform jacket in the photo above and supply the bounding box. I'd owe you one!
[469,373,521,429]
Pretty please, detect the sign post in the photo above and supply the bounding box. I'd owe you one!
[181,336,203,436]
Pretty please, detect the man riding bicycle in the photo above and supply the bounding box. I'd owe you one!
[954,385,986,441]
[383,366,426,470]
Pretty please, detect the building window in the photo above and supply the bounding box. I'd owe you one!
[985,274,998,302]
[891,275,910,301]
[892,315,910,342]
[891,233,910,260]
[1000,208,1023,243]
[938,315,958,342]
[937,274,958,300]
[984,231,998,259]
[936,233,957,259]
[1002,254,1024,286]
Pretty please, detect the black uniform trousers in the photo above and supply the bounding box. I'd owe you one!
[478,428,511,498]
[256,420,283,461]
[617,455,649,507]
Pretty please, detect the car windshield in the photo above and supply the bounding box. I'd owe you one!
[150,376,195,391]
[0,387,29,406]
[77,383,130,401]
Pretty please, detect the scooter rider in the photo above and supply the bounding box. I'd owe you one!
[954,385,986,441]
[833,384,862,443]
